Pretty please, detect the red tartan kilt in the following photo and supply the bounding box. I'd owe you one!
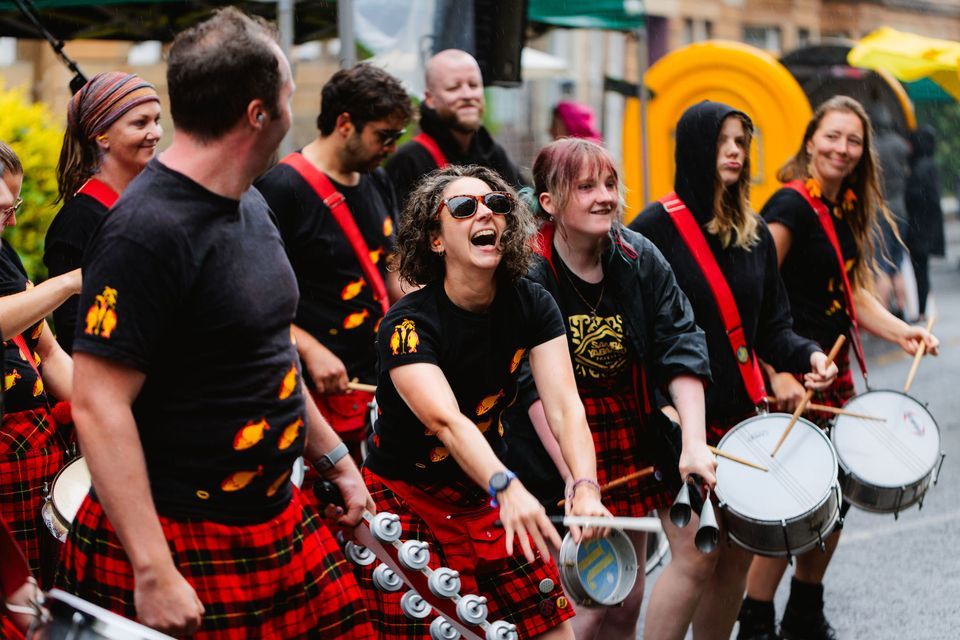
[0,407,67,583]
[583,391,673,517]
[358,468,575,639]
[706,411,759,447]
[56,489,374,639]
[791,344,855,430]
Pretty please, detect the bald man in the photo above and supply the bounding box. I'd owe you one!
[385,49,522,208]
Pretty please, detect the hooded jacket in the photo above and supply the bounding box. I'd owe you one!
[385,103,522,208]
[905,125,945,256]
[631,100,818,425]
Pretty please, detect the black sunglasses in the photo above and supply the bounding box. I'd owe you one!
[435,192,515,219]
[373,127,406,147]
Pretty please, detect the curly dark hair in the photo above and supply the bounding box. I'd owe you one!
[317,63,414,135]
[393,165,534,286]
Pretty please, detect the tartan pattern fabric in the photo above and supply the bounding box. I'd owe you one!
[706,411,758,447]
[56,489,374,639]
[791,345,855,430]
[0,407,67,583]
[359,469,574,639]
[582,391,673,517]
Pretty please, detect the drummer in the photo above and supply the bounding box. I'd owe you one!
[0,143,78,587]
[507,137,715,639]
[630,101,837,639]
[360,164,609,638]
[740,95,939,640]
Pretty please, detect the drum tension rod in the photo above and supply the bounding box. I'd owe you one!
[780,520,793,566]
[934,452,946,486]
[894,487,905,520]
[816,529,825,553]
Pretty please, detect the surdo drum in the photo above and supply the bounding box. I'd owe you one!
[832,390,944,515]
[30,589,175,640]
[41,457,91,542]
[557,528,638,607]
[714,413,841,556]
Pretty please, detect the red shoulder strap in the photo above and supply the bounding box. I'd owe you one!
[413,132,448,169]
[660,193,767,406]
[280,153,389,317]
[76,177,119,208]
[784,180,868,380]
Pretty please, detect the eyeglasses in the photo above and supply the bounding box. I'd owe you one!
[373,127,406,147]
[0,198,23,222]
[435,192,515,219]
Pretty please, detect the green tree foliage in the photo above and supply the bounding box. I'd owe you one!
[0,80,64,282]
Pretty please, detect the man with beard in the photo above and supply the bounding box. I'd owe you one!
[386,49,522,207]
[257,63,412,463]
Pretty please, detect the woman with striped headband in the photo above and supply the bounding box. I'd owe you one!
[44,72,161,353]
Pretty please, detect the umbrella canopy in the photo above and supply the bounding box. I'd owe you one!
[527,0,644,31]
[848,27,960,102]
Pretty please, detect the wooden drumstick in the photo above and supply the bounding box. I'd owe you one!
[347,381,377,393]
[903,315,936,394]
[771,335,846,457]
[806,403,886,422]
[557,466,656,507]
[708,446,768,472]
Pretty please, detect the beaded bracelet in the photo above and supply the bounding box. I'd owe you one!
[567,477,601,500]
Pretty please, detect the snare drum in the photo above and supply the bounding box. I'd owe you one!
[557,529,638,607]
[33,589,174,639]
[715,414,841,557]
[41,457,91,542]
[832,390,944,515]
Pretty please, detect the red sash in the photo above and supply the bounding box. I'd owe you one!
[659,193,767,406]
[280,152,389,317]
[413,132,448,169]
[784,180,868,380]
[76,178,118,208]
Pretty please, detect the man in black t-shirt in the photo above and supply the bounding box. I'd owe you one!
[257,63,412,463]
[385,49,522,208]
[59,9,375,639]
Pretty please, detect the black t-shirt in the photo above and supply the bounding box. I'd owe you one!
[44,194,110,353]
[631,202,818,422]
[365,278,565,483]
[551,250,634,394]
[74,160,305,524]
[255,164,397,384]
[761,188,860,347]
[0,241,47,413]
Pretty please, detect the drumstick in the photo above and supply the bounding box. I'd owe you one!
[557,466,656,507]
[347,381,377,393]
[708,446,768,472]
[771,335,846,457]
[549,515,664,533]
[806,403,886,422]
[903,315,936,394]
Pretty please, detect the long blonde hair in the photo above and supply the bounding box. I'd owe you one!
[708,112,759,249]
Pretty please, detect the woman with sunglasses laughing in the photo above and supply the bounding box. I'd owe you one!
[359,164,609,639]
[506,138,714,640]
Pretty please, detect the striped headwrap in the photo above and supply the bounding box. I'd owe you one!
[67,72,160,140]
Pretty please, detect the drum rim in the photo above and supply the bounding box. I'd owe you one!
[558,529,638,606]
[49,457,90,528]
[45,589,176,639]
[714,412,839,518]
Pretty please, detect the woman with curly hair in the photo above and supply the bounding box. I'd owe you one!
[739,95,939,640]
[44,71,160,352]
[360,164,609,639]
[506,137,714,640]
[631,101,837,640]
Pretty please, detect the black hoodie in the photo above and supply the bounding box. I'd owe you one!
[631,101,818,426]
[905,125,945,256]
[385,103,522,209]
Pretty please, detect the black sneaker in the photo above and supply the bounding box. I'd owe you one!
[779,605,838,640]
[737,597,780,640]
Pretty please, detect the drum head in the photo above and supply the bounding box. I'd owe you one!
[51,457,91,526]
[715,414,837,521]
[41,589,175,639]
[834,391,940,487]
[560,529,637,606]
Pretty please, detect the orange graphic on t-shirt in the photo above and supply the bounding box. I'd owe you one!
[279,365,298,399]
[32,378,43,397]
[509,348,526,373]
[429,446,450,463]
[221,466,263,492]
[84,286,118,339]
[278,418,304,450]
[266,470,292,497]
[233,418,270,450]
[476,417,493,433]
[30,324,42,340]
[389,319,419,355]
[383,217,394,237]
[369,247,383,264]
[341,278,366,301]
[476,390,505,416]
[4,370,20,391]
[343,309,370,330]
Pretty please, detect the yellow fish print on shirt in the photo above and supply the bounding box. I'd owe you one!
[476,390,505,417]
[341,278,366,301]
[266,470,292,497]
[221,466,263,492]
[343,309,370,330]
[279,365,298,400]
[383,217,394,237]
[84,286,118,339]
[233,418,270,450]
[369,247,384,264]
[4,369,20,391]
[278,418,304,450]
[389,319,419,355]
[509,348,526,373]
[30,324,42,340]
[32,378,43,397]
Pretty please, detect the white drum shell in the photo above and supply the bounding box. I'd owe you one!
[833,390,941,514]
[34,589,175,639]
[43,457,91,542]
[715,414,841,556]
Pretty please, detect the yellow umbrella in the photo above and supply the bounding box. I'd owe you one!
[848,27,960,101]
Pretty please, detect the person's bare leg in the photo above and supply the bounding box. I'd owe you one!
[691,526,754,640]
[534,620,576,640]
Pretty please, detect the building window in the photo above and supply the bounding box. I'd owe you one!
[0,38,16,67]
[798,28,811,47]
[684,18,713,45]
[127,41,162,66]
[743,25,782,52]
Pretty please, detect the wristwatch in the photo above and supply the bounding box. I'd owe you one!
[487,469,517,507]
[312,442,349,473]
